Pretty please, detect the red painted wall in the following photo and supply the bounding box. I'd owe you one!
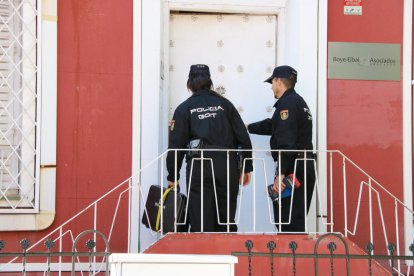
[1,0,133,252]
[145,234,390,275]
[328,0,404,252]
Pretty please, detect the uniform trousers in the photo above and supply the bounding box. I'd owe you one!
[273,158,316,232]
[186,151,240,232]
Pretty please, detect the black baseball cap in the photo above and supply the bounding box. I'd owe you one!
[264,65,297,83]
[189,64,210,77]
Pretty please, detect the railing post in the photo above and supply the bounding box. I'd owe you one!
[252,151,256,231]
[394,201,401,272]
[0,240,4,270]
[388,243,396,275]
[329,152,334,233]
[59,228,63,275]
[342,157,348,237]
[366,242,374,276]
[93,203,97,274]
[368,178,374,250]
[20,239,30,276]
[289,241,298,276]
[201,150,204,232]
[327,242,337,276]
[409,243,414,273]
[245,240,253,276]
[127,178,132,251]
[160,156,167,234]
[304,150,308,233]
[227,150,230,233]
[267,241,276,276]
[171,150,179,234]
[314,233,350,276]
[278,151,282,232]
[174,150,179,233]
[86,239,96,276]
[44,239,54,276]
[72,229,110,276]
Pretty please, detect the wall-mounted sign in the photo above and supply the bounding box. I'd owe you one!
[344,0,362,15]
[328,42,400,81]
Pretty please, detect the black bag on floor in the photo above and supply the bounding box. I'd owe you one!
[141,185,188,233]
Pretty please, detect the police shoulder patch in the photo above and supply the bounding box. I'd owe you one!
[280,109,289,120]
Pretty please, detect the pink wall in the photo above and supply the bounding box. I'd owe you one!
[328,0,404,251]
[1,0,133,252]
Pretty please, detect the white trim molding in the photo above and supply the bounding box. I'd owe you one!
[403,0,413,256]
[131,0,142,253]
[316,0,328,232]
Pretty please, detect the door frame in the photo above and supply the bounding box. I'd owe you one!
[131,0,329,250]
[161,0,329,232]
[403,0,413,257]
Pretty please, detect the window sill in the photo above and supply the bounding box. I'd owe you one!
[0,167,56,231]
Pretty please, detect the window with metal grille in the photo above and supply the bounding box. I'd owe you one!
[0,0,38,211]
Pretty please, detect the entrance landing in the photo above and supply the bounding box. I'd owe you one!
[144,233,390,275]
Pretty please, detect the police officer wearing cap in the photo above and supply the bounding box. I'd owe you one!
[247,65,315,232]
[167,64,253,232]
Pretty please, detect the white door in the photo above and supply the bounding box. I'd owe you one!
[168,13,278,232]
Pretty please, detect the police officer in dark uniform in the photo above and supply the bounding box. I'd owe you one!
[166,64,253,232]
[247,65,315,232]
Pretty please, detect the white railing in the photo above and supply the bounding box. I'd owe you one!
[1,149,413,275]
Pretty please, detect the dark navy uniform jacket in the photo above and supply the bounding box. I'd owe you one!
[167,89,253,182]
[248,88,313,175]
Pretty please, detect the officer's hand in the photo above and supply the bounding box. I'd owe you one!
[240,172,251,186]
[168,181,178,188]
[273,175,285,193]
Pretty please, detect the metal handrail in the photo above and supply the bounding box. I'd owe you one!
[1,149,413,275]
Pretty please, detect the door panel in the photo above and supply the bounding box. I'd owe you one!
[169,13,278,232]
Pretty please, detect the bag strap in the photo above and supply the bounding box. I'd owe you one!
[155,185,175,231]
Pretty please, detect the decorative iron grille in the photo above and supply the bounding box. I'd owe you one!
[0,0,38,211]
[232,233,414,276]
[0,230,110,275]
